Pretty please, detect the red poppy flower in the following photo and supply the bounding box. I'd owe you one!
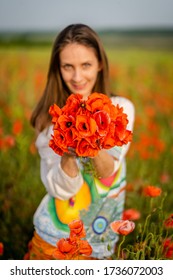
[0,135,15,150]
[160,172,170,184]
[76,115,97,137]
[58,115,75,131]
[49,138,64,156]
[64,128,78,148]
[76,138,99,157]
[49,103,62,123]
[78,240,93,256]
[12,120,23,135]
[86,92,112,113]
[53,130,68,151]
[100,122,116,149]
[69,219,86,240]
[49,93,132,157]
[164,214,173,228]
[53,220,93,260]
[110,104,122,120]
[163,238,173,259]
[53,238,77,260]
[114,115,128,140]
[110,220,135,236]
[63,93,83,116]
[143,185,162,197]
[122,209,141,221]
[0,242,4,256]
[93,110,110,136]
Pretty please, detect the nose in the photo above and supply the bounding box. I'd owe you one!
[72,68,82,82]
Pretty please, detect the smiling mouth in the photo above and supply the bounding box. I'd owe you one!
[72,83,86,90]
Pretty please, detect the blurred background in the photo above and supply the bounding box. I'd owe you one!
[1,0,173,47]
[0,0,173,259]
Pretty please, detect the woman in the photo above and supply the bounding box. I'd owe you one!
[28,23,135,259]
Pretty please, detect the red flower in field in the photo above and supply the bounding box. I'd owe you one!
[49,93,132,157]
[29,142,37,155]
[53,238,78,260]
[53,219,92,260]
[69,219,86,241]
[122,209,141,221]
[34,70,45,90]
[164,214,173,228]
[0,126,3,136]
[0,242,4,256]
[12,120,23,135]
[160,172,170,184]
[78,240,92,256]
[163,238,173,259]
[5,135,15,147]
[135,133,165,160]
[143,185,162,197]
[110,220,135,236]
[0,135,15,150]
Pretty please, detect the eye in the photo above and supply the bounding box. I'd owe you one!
[82,63,91,69]
[62,64,72,70]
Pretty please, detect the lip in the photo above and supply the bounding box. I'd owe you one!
[72,83,86,91]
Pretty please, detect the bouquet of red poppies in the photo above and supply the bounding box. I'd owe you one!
[49,92,132,157]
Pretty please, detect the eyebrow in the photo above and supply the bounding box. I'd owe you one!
[61,62,72,65]
[61,60,92,65]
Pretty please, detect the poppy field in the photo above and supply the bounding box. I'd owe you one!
[0,42,173,260]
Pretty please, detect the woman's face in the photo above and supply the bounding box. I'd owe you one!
[59,43,102,100]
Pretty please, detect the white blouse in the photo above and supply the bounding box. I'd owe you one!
[35,96,135,201]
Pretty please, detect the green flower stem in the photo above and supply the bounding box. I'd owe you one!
[141,214,151,242]
[117,235,126,259]
[150,197,154,211]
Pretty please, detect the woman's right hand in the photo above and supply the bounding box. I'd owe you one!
[61,148,79,177]
[66,147,77,157]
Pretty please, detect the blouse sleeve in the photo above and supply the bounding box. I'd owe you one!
[35,126,84,200]
[108,96,135,173]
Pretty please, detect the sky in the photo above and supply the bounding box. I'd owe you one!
[0,0,173,32]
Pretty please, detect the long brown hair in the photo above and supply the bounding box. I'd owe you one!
[30,23,110,131]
